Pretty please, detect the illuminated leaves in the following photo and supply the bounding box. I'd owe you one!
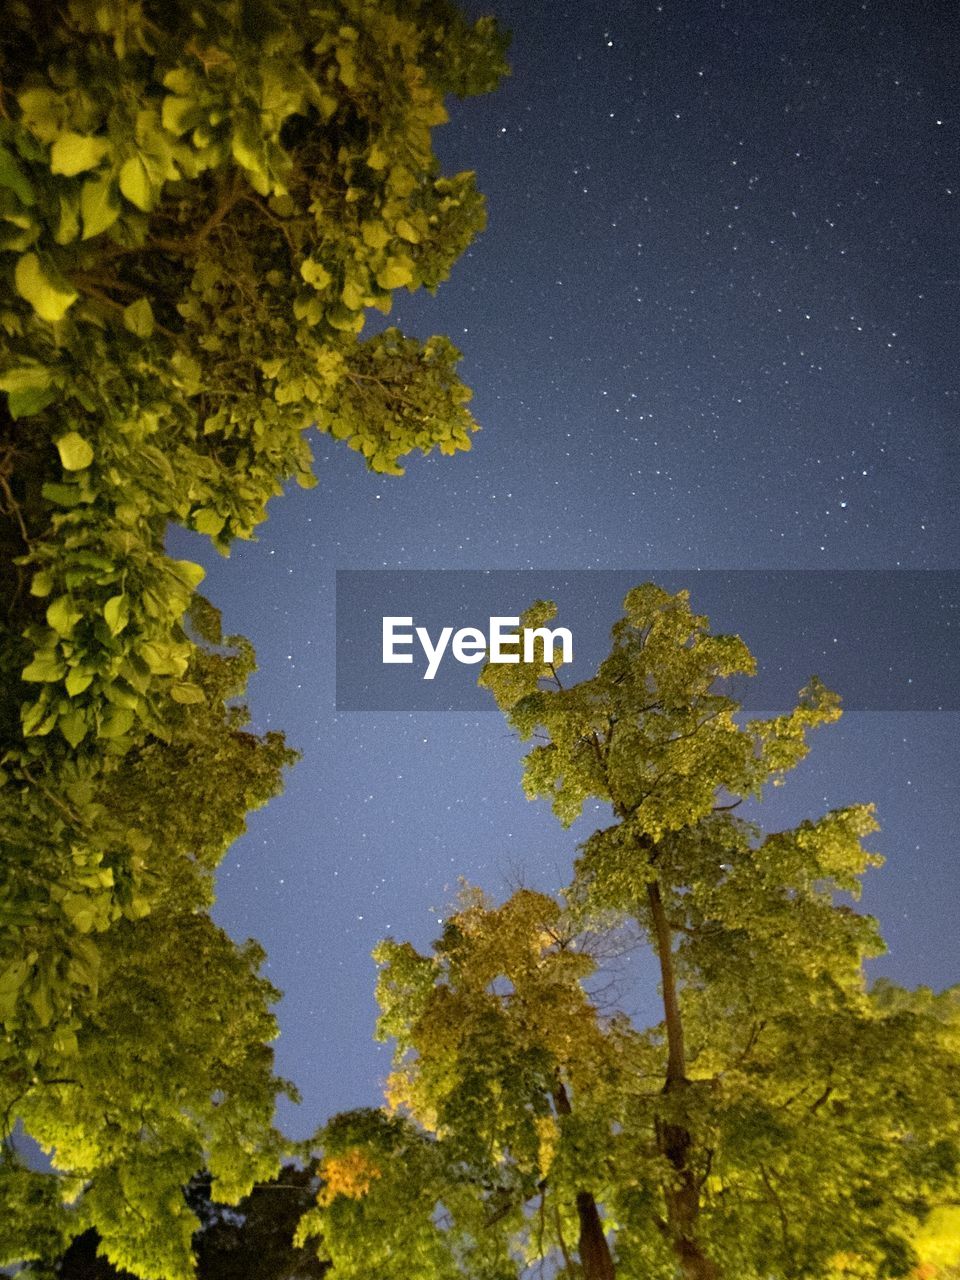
[3,0,505,779]
[54,431,93,471]
[317,1149,382,1206]
[14,252,77,321]
[121,296,154,338]
[471,587,960,1278]
[0,2,507,1274]
[48,132,111,177]
[0,363,54,418]
[0,616,298,1277]
[482,584,839,842]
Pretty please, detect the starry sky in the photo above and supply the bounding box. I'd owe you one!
[168,0,959,1139]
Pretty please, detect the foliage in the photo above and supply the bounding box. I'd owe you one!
[1,600,297,1278]
[20,1163,326,1280]
[296,1106,523,1280]
[0,0,506,1037]
[0,2,505,1275]
[302,587,960,1280]
[0,0,505,1046]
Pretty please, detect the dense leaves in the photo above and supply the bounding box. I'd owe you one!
[1,601,297,1276]
[0,2,506,1275]
[24,1164,326,1280]
[302,587,960,1280]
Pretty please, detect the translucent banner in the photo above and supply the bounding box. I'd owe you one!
[335,570,960,712]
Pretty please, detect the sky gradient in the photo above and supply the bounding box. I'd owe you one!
[169,0,959,1139]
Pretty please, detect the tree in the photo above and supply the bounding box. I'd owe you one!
[25,1163,326,1280]
[0,3,506,1275]
[1,600,297,1276]
[301,586,960,1280]
[0,0,506,1048]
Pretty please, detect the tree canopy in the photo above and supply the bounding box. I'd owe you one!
[0,1,507,1275]
[300,586,960,1280]
[32,1164,326,1280]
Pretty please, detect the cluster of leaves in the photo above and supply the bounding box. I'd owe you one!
[0,2,506,1275]
[0,598,298,1276]
[1,0,505,778]
[300,587,960,1280]
[20,1163,326,1280]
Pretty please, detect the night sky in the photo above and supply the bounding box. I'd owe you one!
[168,0,959,1140]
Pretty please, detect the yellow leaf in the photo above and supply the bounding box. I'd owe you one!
[15,253,77,322]
[103,594,129,636]
[395,218,421,244]
[81,173,120,239]
[50,132,111,176]
[376,256,415,290]
[123,297,154,338]
[56,431,94,471]
[170,682,206,705]
[119,154,154,211]
[46,595,82,636]
[317,1150,381,1206]
[341,278,365,310]
[361,220,390,249]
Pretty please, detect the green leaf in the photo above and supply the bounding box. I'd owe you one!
[169,559,205,589]
[80,172,120,239]
[327,305,364,333]
[123,296,154,338]
[0,959,30,995]
[361,220,390,250]
[0,219,39,252]
[0,365,51,393]
[125,894,151,920]
[103,594,129,636]
[170,351,202,394]
[193,508,225,536]
[7,382,55,417]
[49,131,111,176]
[28,980,54,1026]
[376,256,415,290]
[65,936,100,989]
[140,640,182,675]
[395,218,421,244]
[30,568,55,597]
[0,363,54,418]
[65,667,94,696]
[56,431,94,471]
[21,651,66,682]
[161,94,199,136]
[231,122,270,194]
[61,893,98,933]
[53,1027,79,1055]
[14,252,78,321]
[119,154,155,211]
[53,190,81,244]
[42,481,84,506]
[21,698,57,735]
[98,705,134,738]
[0,144,35,204]
[59,708,88,747]
[170,682,206,705]
[300,258,332,289]
[341,278,365,310]
[46,595,82,636]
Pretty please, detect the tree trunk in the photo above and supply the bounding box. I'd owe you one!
[553,1082,616,1280]
[646,879,719,1280]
